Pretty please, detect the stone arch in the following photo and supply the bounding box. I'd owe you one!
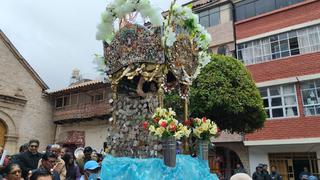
[209,143,250,179]
[0,110,17,136]
[0,110,18,153]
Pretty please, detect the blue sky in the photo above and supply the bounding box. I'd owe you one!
[0,0,189,90]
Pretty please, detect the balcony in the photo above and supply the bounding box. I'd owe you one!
[53,100,112,123]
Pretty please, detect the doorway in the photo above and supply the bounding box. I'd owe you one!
[293,160,310,180]
[269,152,318,180]
[0,120,7,146]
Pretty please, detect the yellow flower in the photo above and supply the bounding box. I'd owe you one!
[201,122,210,131]
[149,125,155,133]
[154,127,165,137]
[174,131,183,139]
[209,124,218,135]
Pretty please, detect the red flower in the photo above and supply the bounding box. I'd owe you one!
[154,117,160,123]
[169,123,177,132]
[202,117,207,123]
[184,119,191,126]
[142,121,149,129]
[160,121,167,128]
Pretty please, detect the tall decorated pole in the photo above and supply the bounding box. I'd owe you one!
[96,0,212,165]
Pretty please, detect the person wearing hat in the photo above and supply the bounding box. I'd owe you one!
[80,160,100,180]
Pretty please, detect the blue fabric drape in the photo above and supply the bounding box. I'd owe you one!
[100,154,219,180]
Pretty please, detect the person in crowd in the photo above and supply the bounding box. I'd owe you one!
[270,166,282,180]
[0,145,10,177]
[45,145,52,153]
[2,163,23,180]
[49,144,66,180]
[234,163,247,174]
[14,139,43,180]
[80,160,101,180]
[60,148,68,158]
[230,173,252,180]
[30,168,53,180]
[62,152,81,180]
[19,144,29,154]
[262,164,271,180]
[31,152,60,180]
[78,147,93,174]
[299,167,311,180]
[252,165,266,180]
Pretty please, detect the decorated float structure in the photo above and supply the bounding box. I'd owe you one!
[95,0,219,179]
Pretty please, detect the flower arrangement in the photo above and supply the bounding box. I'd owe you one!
[143,107,191,140]
[96,0,163,43]
[185,117,220,141]
[163,3,212,68]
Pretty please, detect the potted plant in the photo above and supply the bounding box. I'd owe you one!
[185,117,219,161]
[143,107,191,167]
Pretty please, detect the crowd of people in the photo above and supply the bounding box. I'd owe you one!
[0,140,102,180]
[230,163,319,180]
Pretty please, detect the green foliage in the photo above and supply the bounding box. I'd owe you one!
[189,54,266,133]
[164,89,184,121]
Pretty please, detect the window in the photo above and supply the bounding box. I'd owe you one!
[55,98,63,108]
[301,80,320,116]
[235,0,304,21]
[198,7,220,28]
[94,93,104,102]
[237,24,320,65]
[70,94,78,105]
[260,84,298,119]
[55,96,70,108]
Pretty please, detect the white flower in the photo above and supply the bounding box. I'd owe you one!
[149,125,156,133]
[165,28,177,47]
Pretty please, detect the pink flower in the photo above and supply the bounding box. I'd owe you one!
[202,117,207,123]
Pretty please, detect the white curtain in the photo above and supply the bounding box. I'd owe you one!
[297,29,310,54]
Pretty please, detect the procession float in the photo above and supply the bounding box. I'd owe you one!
[95,0,220,179]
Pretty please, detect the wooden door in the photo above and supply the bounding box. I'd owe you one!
[0,120,6,146]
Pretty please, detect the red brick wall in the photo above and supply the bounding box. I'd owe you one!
[235,0,320,40]
[247,52,320,83]
[245,116,320,141]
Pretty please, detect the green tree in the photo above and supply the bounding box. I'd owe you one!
[189,54,266,133]
[164,54,266,134]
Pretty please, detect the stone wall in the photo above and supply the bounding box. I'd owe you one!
[0,35,54,154]
[105,94,162,158]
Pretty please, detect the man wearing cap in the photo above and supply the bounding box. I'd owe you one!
[80,160,101,180]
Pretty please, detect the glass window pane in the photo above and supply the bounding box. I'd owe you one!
[302,90,317,105]
[210,7,220,14]
[280,40,289,51]
[199,10,209,17]
[284,96,296,105]
[289,37,300,55]
[245,2,256,19]
[199,16,209,28]
[263,99,269,108]
[209,13,220,26]
[315,80,320,88]
[271,42,280,53]
[260,88,268,97]
[286,107,298,117]
[271,97,282,107]
[301,81,315,89]
[283,85,294,94]
[270,86,281,96]
[304,106,315,116]
[255,0,275,15]
[281,51,290,58]
[316,105,320,115]
[270,35,279,42]
[272,108,284,118]
[276,0,288,9]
